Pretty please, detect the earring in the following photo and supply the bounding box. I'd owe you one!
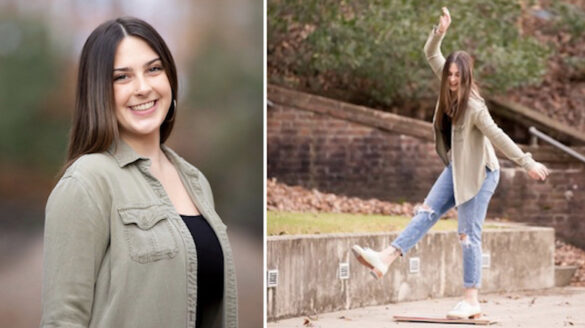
[173,99,177,110]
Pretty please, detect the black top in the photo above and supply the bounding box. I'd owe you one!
[441,113,452,152]
[180,214,224,328]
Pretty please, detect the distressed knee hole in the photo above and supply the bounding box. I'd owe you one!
[415,203,436,221]
[459,233,471,246]
[419,204,433,212]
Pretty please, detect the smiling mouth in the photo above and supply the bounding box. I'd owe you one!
[129,100,157,111]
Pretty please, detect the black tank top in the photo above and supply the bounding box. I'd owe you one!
[180,214,224,328]
[441,113,452,152]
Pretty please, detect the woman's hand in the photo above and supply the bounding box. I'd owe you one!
[527,162,550,181]
[437,7,451,35]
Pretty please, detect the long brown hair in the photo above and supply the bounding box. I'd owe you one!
[63,17,178,172]
[436,50,477,129]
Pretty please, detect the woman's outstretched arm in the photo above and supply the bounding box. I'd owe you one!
[473,103,550,181]
[424,7,451,80]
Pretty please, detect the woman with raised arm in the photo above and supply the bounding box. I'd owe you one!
[352,7,549,319]
[40,17,237,328]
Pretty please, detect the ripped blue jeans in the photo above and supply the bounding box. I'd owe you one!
[391,163,500,288]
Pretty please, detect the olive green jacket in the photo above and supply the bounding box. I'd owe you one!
[424,27,537,206]
[41,140,237,328]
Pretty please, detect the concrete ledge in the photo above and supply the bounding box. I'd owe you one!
[555,265,578,287]
[266,227,555,321]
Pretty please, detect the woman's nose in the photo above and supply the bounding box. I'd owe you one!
[134,75,152,96]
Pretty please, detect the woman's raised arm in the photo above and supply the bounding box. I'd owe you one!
[437,7,451,35]
[424,7,451,79]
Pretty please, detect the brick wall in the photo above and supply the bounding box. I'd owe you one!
[267,85,585,248]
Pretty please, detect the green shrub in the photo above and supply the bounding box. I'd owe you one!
[564,56,585,81]
[268,0,550,106]
[551,2,585,37]
[0,15,66,171]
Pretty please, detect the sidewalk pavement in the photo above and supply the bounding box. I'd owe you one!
[268,287,585,327]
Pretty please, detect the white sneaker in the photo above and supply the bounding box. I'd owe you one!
[446,300,481,319]
[351,245,389,279]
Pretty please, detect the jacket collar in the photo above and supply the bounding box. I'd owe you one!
[160,144,201,182]
[107,139,200,181]
[107,139,149,168]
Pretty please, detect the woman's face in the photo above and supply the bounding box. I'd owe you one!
[113,36,172,142]
[447,63,460,93]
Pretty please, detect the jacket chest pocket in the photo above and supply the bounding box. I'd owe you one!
[118,205,179,264]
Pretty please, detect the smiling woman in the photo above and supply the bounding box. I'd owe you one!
[40,17,237,328]
[113,38,172,146]
[351,7,550,322]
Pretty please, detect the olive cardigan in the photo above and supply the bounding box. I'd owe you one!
[424,27,537,206]
[40,140,237,328]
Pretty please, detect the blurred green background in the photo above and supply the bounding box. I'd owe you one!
[0,1,263,327]
[267,0,585,109]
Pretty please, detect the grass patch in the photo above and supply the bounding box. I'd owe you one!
[267,211,462,236]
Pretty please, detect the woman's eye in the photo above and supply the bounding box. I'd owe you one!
[113,74,127,81]
[149,66,163,73]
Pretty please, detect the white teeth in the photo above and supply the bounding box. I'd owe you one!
[130,101,155,111]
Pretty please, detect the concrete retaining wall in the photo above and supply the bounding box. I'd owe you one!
[266,227,555,321]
